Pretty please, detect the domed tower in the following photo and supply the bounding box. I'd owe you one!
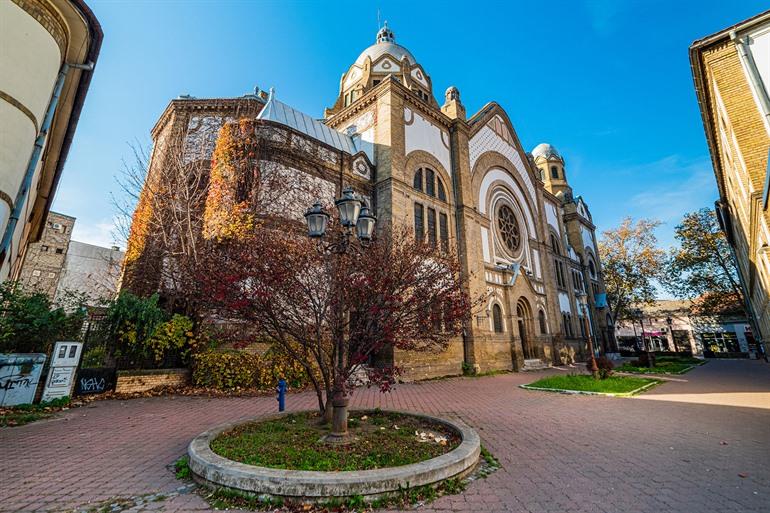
[531,143,572,200]
[325,22,436,117]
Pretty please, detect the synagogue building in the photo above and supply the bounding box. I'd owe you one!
[123,24,613,378]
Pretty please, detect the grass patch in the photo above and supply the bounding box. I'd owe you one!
[0,397,71,427]
[525,374,658,395]
[210,411,459,472]
[174,456,191,479]
[618,356,705,375]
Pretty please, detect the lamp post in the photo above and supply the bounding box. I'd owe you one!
[304,187,376,443]
[632,308,653,368]
[576,291,598,378]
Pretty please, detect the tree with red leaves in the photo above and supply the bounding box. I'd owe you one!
[199,221,471,441]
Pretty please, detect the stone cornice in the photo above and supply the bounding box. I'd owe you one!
[151,97,266,138]
[563,212,596,231]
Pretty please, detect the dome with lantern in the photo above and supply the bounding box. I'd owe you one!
[326,22,434,117]
[530,143,563,162]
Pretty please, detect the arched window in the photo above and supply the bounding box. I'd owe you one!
[588,259,597,279]
[550,166,559,179]
[413,169,423,191]
[437,178,447,202]
[425,168,436,197]
[538,310,547,334]
[550,233,560,254]
[414,203,424,241]
[492,304,503,333]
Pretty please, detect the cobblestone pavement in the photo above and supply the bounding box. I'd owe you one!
[2,359,769,513]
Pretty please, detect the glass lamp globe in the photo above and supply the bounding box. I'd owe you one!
[335,187,362,228]
[356,206,376,241]
[304,202,330,238]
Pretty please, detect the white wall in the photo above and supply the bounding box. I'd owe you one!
[0,2,63,280]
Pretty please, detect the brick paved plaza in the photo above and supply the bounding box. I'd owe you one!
[1,359,769,513]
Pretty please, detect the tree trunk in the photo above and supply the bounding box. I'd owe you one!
[327,387,349,443]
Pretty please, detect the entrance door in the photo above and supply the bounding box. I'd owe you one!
[517,304,532,359]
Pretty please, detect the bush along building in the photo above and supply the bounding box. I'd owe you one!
[121,24,613,379]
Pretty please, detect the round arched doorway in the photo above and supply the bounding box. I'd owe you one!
[516,298,536,360]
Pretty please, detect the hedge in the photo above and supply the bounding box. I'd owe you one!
[192,349,309,390]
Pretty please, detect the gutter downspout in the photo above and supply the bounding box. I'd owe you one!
[0,62,94,267]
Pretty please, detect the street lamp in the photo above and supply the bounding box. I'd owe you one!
[666,316,679,353]
[303,186,376,443]
[632,308,653,368]
[304,187,376,252]
[576,290,599,378]
[304,202,330,238]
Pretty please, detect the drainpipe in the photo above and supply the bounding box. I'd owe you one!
[0,62,95,267]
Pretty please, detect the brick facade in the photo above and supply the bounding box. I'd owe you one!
[691,11,770,344]
[16,211,75,300]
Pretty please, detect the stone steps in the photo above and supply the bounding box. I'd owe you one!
[522,358,551,371]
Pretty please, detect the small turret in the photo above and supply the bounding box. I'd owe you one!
[531,143,572,200]
[441,86,465,120]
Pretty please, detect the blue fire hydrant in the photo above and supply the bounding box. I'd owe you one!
[276,379,287,412]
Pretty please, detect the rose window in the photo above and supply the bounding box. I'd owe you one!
[497,205,521,252]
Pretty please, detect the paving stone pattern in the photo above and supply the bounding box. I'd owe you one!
[1,360,769,512]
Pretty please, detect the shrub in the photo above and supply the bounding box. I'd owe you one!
[0,282,85,353]
[192,347,310,390]
[145,314,200,364]
[192,350,258,389]
[102,293,200,368]
[595,355,614,379]
[81,346,107,368]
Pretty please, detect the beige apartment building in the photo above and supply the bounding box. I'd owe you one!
[0,0,102,282]
[691,9,770,344]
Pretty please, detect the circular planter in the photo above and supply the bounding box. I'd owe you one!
[187,410,480,501]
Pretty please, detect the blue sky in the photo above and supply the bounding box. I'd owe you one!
[53,0,767,251]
